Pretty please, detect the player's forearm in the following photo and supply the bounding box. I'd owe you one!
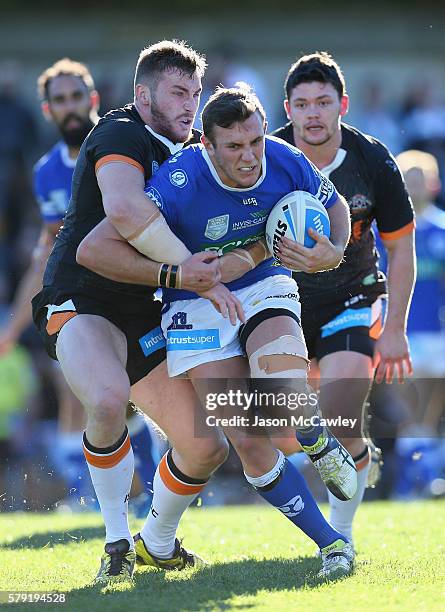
[219,238,270,283]
[327,195,351,253]
[78,235,161,286]
[383,232,416,332]
[7,255,48,339]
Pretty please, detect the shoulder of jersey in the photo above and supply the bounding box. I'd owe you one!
[95,105,143,130]
[265,134,303,158]
[33,141,64,175]
[168,143,202,164]
[342,122,391,159]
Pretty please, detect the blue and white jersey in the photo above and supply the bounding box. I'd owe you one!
[33,141,76,225]
[145,136,339,302]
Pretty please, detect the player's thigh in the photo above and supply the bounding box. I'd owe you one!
[131,360,228,466]
[56,313,129,410]
[189,356,276,472]
[52,365,86,431]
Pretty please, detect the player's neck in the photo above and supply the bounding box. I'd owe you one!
[292,127,342,171]
[67,146,80,160]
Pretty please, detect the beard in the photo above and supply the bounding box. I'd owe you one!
[151,98,193,144]
[59,116,95,148]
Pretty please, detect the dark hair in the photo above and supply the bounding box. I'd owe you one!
[201,83,266,143]
[38,58,94,101]
[134,40,207,91]
[285,52,346,100]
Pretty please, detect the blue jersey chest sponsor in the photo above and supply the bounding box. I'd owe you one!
[166,329,221,351]
[139,326,166,356]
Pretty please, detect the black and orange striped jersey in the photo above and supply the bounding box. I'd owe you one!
[271,122,415,307]
[43,103,199,297]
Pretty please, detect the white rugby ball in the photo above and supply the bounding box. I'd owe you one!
[265,190,331,262]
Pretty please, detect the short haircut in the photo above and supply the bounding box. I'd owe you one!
[284,52,346,100]
[38,58,94,101]
[201,83,266,143]
[134,40,207,91]
[396,149,439,179]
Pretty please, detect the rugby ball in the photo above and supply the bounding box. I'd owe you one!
[265,191,331,260]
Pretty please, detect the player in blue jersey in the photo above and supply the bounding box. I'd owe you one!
[382,150,445,497]
[78,85,357,578]
[0,58,158,513]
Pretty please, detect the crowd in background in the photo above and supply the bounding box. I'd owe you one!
[0,54,444,512]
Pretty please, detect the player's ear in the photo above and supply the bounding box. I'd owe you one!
[340,94,349,117]
[284,99,291,120]
[201,134,214,152]
[41,101,52,122]
[135,83,151,107]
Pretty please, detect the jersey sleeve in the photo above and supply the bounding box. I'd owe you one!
[372,142,415,240]
[144,159,186,227]
[87,118,148,176]
[33,164,64,224]
[279,141,340,209]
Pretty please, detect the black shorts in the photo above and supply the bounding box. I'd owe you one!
[302,294,383,361]
[32,286,166,386]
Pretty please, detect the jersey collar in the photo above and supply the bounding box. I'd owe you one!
[144,124,184,155]
[59,142,77,168]
[201,147,267,192]
[320,148,347,178]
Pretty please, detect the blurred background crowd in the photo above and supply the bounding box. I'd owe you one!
[0,1,444,512]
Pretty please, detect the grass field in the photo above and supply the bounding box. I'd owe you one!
[1,501,444,611]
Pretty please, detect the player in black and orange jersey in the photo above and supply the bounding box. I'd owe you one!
[31,41,241,585]
[272,52,415,550]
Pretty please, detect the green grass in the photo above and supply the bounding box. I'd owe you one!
[0,501,444,611]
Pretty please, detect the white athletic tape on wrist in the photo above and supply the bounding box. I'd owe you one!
[129,213,191,263]
[229,249,256,269]
[249,335,308,378]
[244,450,285,488]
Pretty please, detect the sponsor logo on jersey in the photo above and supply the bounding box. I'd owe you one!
[243,197,258,206]
[145,186,164,209]
[277,495,305,517]
[152,160,160,174]
[316,174,334,204]
[169,169,188,188]
[167,311,193,330]
[321,307,371,338]
[41,189,70,220]
[139,326,166,357]
[168,151,184,163]
[166,329,221,351]
[349,194,372,214]
[232,211,268,231]
[201,231,263,256]
[204,214,230,240]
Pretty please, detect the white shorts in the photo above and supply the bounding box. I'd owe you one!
[162,275,307,377]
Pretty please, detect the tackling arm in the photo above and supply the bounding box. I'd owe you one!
[98,162,192,263]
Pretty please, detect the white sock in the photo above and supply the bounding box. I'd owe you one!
[140,450,207,558]
[83,428,134,547]
[327,448,371,543]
